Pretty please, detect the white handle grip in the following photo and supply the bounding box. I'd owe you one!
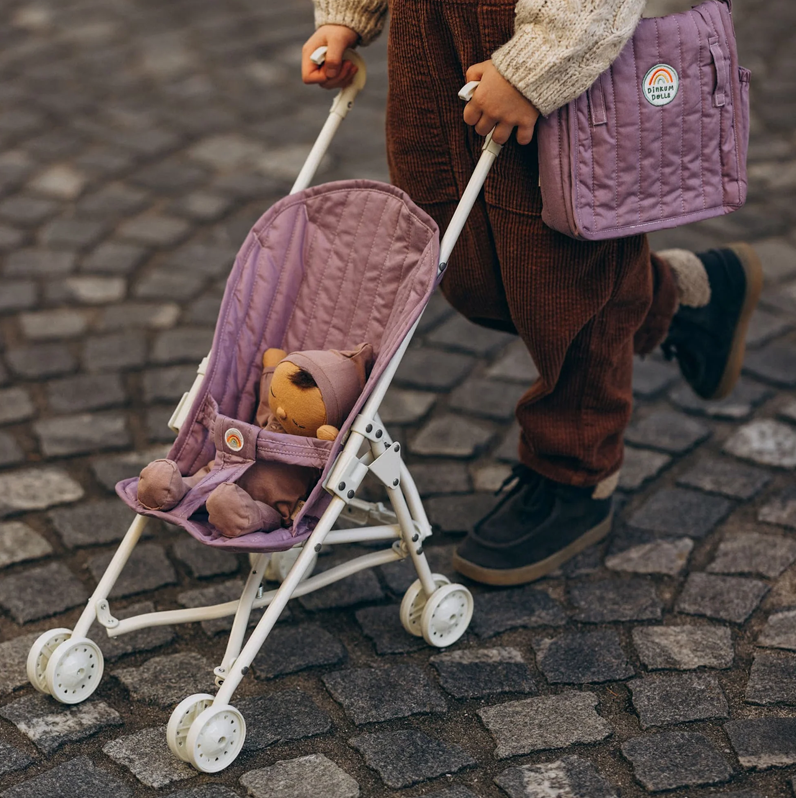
[458,80,480,102]
[310,46,367,93]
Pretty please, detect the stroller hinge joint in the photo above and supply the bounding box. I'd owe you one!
[96,599,119,629]
[327,460,369,502]
[368,442,403,490]
[351,414,387,442]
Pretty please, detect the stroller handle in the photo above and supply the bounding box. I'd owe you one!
[290,47,368,194]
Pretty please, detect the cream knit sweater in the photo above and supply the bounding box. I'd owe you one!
[313,0,646,116]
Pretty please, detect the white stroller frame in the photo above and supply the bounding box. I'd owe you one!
[25,49,502,774]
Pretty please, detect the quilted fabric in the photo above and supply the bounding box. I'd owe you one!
[537,0,750,241]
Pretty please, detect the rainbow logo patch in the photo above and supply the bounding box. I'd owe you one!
[224,428,244,452]
[643,64,679,107]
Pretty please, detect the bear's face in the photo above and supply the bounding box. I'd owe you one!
[268,361,328,437]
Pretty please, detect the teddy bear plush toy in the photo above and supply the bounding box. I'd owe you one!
[136,343,374,538]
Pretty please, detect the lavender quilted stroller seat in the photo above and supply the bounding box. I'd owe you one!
[117,179,440,553]
[26,47,504,774]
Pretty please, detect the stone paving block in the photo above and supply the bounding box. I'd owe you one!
[751,238,796,284]
[0,196,58,226]
[0,431,23,466]
[78,184,149,218]
[494,423,521,462]
[676,573,769,624]
[625,410,711,453]
[743,343,796,387]
[83,331,147,372]
[90,445,170,491]
[633,357,679,398]
[570,578,662,622]
[118,213,192,246]
[5,343,77,378]
[103,726,195,788]
[0,387,34,425]
[485,339,539,383]
[50,498,137,547]
[46,372,126,413]
[0,467,84,517]
[46,276,126,305]
[629,672,728,728]
[618,447,671,492]
[745,650,796,705]
[114,652,215,707]
[407,462,471,496]
[152,326,215,364]
[725,717,796,769]
[238,689,331,751]
[479,691,612,758]
[533,630,633,684]
[0,561,88,622]
[178,580,270,636]
[395,348,476,391]
[0,695,122,754]
[606,538,693,575]
[420,788,478,798]
[82,241,147,274]
[0,633,40,696]
[758,487,796,529]
[621,731,732,791]
[494,755,618,798]
[355,604,425,654]
[253,623,347,677]
[166,788,241,798]
[410,415,495,459]
[449,378,525,421]
[187,294,223,325]
[5,249,75,277]
[350,729,475,788]
[100,301,180,332]
[172,537,240,578]
[427,314,514,355]
[781,400,796,424]
[88,543,176,598]
[471,585,567,638]
[136,269,205,302]
[632,625,734,670]
[628,488,733,539]
[1,756,133,798]
[297,552,384,611]
[668,380,772,421]
[144,365,198,402]
[472,462,513,493]
[758,609,796,651]
[42,219,108,251]
[19,308,90,341]
[746,308,793,348]
[0,521,52,567]
[676,458,772,500]
[239,753,359,798]
[34,411,130,457]
[379,545,456,594]
[0,740,33,776]
[89,601,175,661]
[147,407,179,442]
[371,388,436,425]
[28,164,86,199]
[426,493,497,534]
[724,419,796,468]
[0,280,36,313]
[322,665,446,725]
[431,646,536,699]
[170,191,233,221]
[707,533,796,577]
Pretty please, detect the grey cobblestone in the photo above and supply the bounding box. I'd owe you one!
[355,604,426,654]
[632,625,734,670]
[628,488,734,538]
[239,754,359,798]
[83,331,147,372]
[745,650,796,705]
[570,578,663,622]
[5,343,77,378]
[724,717,796,769]
[618,447,672,492]
[0,633,41,696]
[533,630,633,684]
[430,646,536,698]
[46,373,126,413]
[668,380,772,420]
[724,419,796,467]
[1,756,133,798]
[88,543,177,598]
[707,532,796,577]
[676,457,772,500]
[495,756,618,798]
[103,726,195,788]
[0,521,52,567]
[758,486,796,529]
[0,741,33,776]
[239,689,331,750]
[0,561,88,622]
[606,538,693,575]
[629,672,729,728]
[676,573,769,624]
[113,652,215,707]
[625,410,711,453]
[34,411,130,457]
[471,585,567,638]
[253,623,347,677]
[0,467,84,516]
[0,387,35,425]
[758,608,796,650]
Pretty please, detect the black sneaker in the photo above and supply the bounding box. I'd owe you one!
[662,243,763,400]
[452,467,613,586]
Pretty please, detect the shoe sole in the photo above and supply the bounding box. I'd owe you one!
[709,242,764,401]
[452,510,613,587]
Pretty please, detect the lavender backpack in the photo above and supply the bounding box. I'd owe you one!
[536,0,750,241]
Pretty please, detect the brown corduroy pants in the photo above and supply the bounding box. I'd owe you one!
[386,0,679,487]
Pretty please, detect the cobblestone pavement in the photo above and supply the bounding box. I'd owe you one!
[0,0,795,796]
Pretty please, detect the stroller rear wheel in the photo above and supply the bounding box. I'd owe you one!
[420,584,474,648]
[44,637,104,704]
[27,628,71,695]
[400,575,451,637]
[185,703,246,773]
[167,693,214,761]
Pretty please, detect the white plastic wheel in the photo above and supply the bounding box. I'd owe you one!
[266,547,317,583]
[26,628,71,694]
[399,574,451,637]
[44,636,104,704]
[185,703,246,773]
[167,693,214,761]
[420,583,474,647]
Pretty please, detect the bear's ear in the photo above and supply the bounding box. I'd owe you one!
[339,343,374,375]
[262,348,287,369]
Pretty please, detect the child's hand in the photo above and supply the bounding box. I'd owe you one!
[302,25,360,90]
[463,61,540,145]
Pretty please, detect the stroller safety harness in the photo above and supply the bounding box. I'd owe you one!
[25,48,504,773]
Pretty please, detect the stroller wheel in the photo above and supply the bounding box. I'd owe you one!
[44,637,104,704]
[420,584,474,648]
[399,575,451,637]
[185,704,246,773]
[167,693,214,761]
[26,628,71,694]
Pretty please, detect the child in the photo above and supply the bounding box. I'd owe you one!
[301,0,762,586]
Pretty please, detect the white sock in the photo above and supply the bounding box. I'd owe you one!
[658,249,711,307]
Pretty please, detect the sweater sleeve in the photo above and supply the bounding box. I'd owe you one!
[491,0,646,116]
[313,0,389,46]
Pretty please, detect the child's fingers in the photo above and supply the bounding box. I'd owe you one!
[320,61,356,90]
[462,102,481,127]
[516,121,536,145]
[492,122,515,145]
[474,113,497,137]
[465,61,488,83]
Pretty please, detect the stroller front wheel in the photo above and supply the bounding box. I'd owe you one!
[26,628,71,694]
[420,584,474,648]
[167,693,214,761]
[185,703,246,773]
[44,637,104,704]
[400,575,451,637]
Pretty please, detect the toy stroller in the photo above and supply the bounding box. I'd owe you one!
[25,49,503,774]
